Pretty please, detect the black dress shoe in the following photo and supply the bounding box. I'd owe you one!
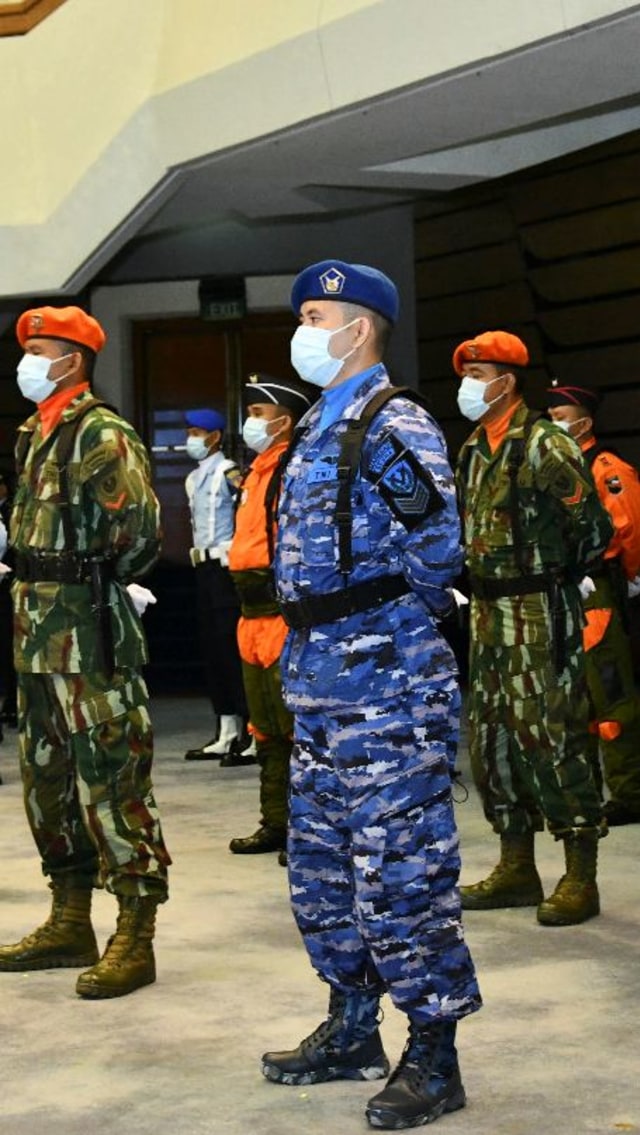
[229,827,286,854]
[220,739,258,767]
[184,738,221,761]
[277,849,288,867]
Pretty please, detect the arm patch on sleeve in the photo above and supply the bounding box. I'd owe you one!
[366,433,445,530]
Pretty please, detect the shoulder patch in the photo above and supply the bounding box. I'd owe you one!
[366,433,445,530]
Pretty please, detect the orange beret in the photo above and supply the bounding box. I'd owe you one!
[16,306,106,353]
[452,330,529,377]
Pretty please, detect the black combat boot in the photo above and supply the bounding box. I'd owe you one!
[0,879,98,970]
[366,1019,465,1129]
[76,894,159,998]
[262,986,389,1085]
[460,832,543,909]
[537,828,600,926]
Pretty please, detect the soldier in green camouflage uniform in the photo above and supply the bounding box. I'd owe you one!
[453,331,612,926]
[0,305,171,998]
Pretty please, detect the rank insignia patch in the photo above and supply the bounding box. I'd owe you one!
[366,434,445,529]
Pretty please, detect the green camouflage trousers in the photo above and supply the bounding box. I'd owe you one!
[585,599,640,810]
[17,669,171,898]
[242,658,292,833]
[468,600,602,837]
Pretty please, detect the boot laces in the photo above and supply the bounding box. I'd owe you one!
[388,1027,439,1089]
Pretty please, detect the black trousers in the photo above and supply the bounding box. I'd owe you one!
[194,561,247,718]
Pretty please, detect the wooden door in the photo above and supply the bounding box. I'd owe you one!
[131,311,295,692]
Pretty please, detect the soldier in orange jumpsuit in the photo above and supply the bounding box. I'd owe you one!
[548,383,640,825]
[227,373,317,858]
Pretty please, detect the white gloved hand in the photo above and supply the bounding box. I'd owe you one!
[451,588,470,608]
[127,582,157,616]
[0,562,12,577]
[628,575,640,599]
[578,576,596,600]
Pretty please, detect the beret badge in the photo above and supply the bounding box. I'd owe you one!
[319,268,346,295]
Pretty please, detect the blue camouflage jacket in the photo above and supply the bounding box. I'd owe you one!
[274,364,462,712]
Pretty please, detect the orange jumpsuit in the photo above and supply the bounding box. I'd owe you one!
[228,443,292,836]
[581,440,640,812]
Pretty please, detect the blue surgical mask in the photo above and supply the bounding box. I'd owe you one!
[290,319,360,388]
[457,373,507,422]
[186,436,209,461]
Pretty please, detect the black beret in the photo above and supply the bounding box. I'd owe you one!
[546,383,601,416]
[244,373,318,416]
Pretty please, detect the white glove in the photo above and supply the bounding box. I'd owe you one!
[126,583,157,616]
[218,540,231,568]
[578,576,596,600]
[628,575,640,599]
[451,588,470,608]
[0,561,12,577]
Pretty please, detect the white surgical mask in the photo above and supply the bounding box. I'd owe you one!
[17,352,75,404]
[242,415,285,454]
[290,319,360,388]
[186,436,210,462]
[457,373,507,422]
[555,416,589,439]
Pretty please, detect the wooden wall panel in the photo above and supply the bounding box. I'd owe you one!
[415,127,640,468]
[523,200,640,260]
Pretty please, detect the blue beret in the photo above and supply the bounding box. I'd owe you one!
[185,408,226,433]
[291,259,399,324]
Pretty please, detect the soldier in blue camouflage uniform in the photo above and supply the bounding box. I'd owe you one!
[453,331,612,927]
[261,261,481,1131]
[0,306,171,999]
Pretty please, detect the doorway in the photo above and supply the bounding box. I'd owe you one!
[131,311,295,692]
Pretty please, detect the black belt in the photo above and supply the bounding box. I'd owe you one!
[280,574,411,630]
[231,570,277,607]
[469,572,552,600]
[14,551,113,585]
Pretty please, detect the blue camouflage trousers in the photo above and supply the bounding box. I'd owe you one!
[288,687,481,1024]
[17,669,171,899]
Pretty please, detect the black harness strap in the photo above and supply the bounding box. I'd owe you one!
[506,410,541,576]
[264,386,432,575]
[264,428,305,564]
[17,397,108,553]
[55,398,108,551]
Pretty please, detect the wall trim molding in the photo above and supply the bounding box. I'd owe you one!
[0,0,66,37]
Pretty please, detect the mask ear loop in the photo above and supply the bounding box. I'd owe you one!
[329,317,365,367]
[265,414,289,442]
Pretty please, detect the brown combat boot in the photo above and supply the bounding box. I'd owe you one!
[0,879,98,970]
[537,830,600,926]
[76,894,158,999]
[460,833,543,910]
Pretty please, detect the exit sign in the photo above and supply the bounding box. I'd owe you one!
[199,277,246,321]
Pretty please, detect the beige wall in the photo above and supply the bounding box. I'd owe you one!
[0,0,637,294]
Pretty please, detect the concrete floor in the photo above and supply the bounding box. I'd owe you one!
[0,696,638,1135]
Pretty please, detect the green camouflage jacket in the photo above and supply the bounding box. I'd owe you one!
[456,400,613,581]
[10,390,161,673]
